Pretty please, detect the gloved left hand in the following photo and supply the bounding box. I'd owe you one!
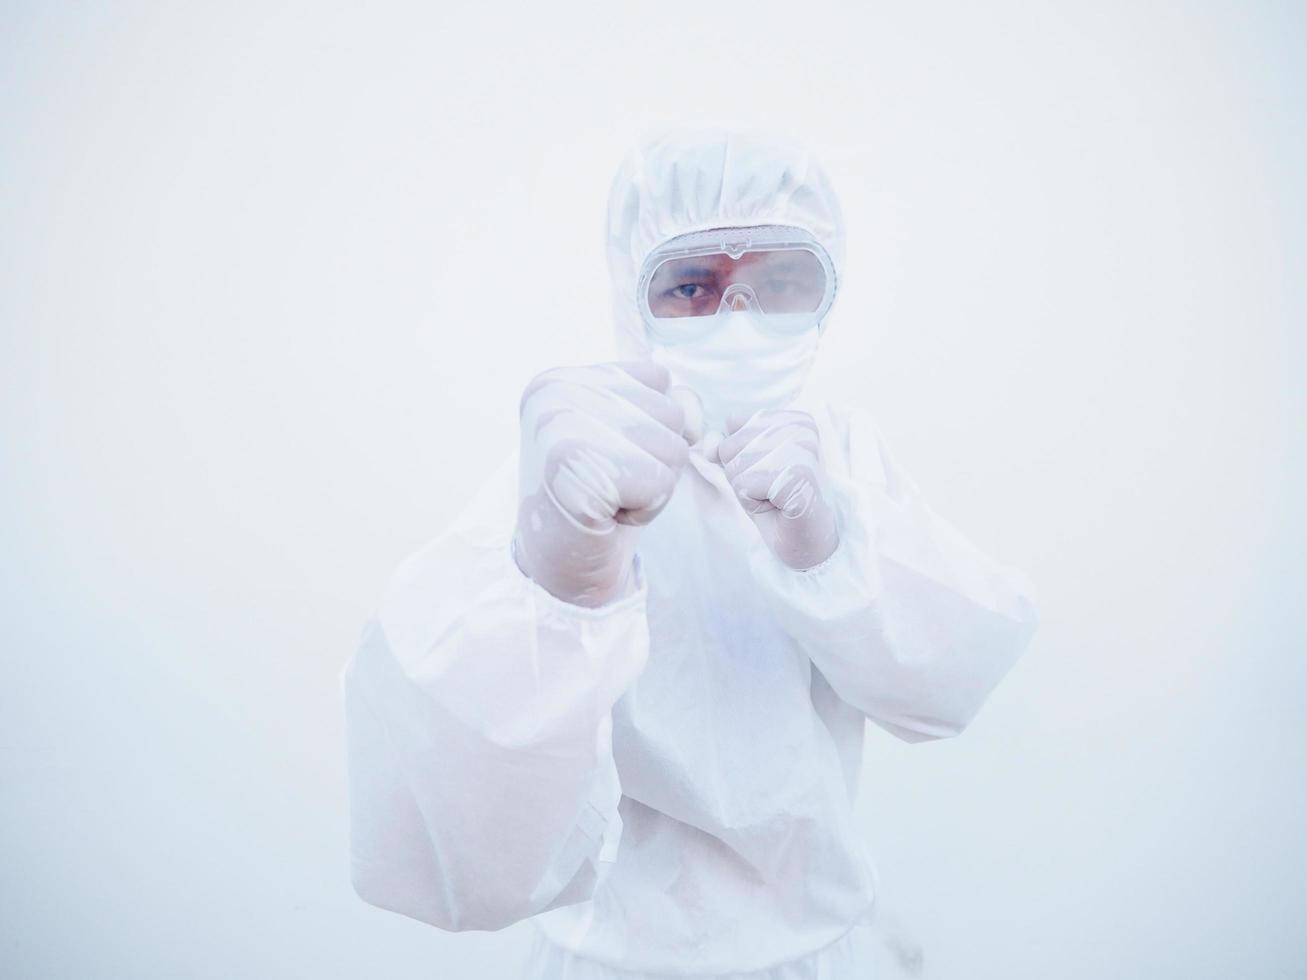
[715,409,840,570]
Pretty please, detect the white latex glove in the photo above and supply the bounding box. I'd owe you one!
[514,361,702,607]
[716,409,840,570]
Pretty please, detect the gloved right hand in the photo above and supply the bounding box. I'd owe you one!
[513,361,702,607]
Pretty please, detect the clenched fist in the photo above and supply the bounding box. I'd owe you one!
[514,361,701,607]
[716,409,840,570]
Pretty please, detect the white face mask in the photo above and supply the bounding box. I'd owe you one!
[649,311,819,432]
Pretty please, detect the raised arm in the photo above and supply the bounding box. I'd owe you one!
[726,403,1038,743]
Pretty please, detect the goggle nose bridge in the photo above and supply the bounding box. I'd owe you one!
[718,282,761,314]
[722,238,751,260]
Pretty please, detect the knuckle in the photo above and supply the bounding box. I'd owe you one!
[520,366,567,413]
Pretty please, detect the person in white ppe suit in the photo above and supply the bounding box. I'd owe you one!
[341,130,1038,979]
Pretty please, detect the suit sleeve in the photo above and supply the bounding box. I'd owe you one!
[747,407,1038,743]
[341,458,649,930]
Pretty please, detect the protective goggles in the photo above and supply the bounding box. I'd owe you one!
[636,225,837,342]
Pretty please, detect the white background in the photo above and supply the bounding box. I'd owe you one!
[2,3,1304,978]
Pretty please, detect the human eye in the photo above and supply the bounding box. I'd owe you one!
[647,259,723,317]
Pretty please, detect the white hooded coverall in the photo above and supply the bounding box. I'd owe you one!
[341,131,1039,979]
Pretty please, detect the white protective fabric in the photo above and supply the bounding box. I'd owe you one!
[341,130,1039,978]
[649,309,820,432]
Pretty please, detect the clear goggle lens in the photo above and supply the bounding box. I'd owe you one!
[637,226,836,343]
[647,248,828,318]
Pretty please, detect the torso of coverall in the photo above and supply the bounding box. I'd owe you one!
[341,395,1038,979]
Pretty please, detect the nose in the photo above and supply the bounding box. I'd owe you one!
[718,283,760,315]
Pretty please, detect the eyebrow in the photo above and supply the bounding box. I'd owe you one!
[662,264,715,280]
